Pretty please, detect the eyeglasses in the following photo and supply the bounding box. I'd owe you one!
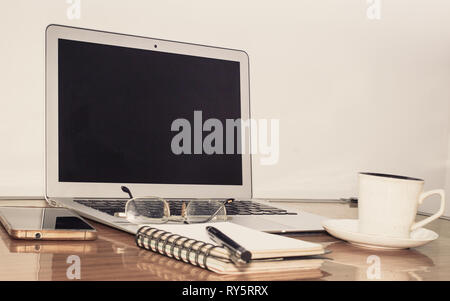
[121,186,234,224]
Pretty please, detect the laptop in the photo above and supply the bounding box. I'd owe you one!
[45,24,326,234]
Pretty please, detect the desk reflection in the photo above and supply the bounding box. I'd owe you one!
[0,230,98,280]
[324,241,434,281]
[4,238,98,254]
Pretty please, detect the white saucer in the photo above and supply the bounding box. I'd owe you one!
[322,219,438,250]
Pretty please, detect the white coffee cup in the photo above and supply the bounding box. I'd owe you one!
[358,172,445,238]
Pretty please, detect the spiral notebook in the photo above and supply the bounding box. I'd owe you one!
[135,222,325,274]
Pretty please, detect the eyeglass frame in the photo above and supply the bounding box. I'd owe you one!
[122,186,234,224]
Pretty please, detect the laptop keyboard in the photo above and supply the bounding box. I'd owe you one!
[73,199,297,217]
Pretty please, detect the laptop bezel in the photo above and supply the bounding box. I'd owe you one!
[45,24,252,199]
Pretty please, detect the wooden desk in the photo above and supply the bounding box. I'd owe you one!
[0,200,449,281]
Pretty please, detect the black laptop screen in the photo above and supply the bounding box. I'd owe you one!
[58,38,243,185]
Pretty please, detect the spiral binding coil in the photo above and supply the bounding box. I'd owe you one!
[135,225,222,271]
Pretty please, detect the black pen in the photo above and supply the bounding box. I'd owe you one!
[206,226,252,263]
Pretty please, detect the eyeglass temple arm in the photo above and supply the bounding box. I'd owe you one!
[121,186,133,199]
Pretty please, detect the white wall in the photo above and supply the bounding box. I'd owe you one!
[1,1,450,215]
[445,108,450,218]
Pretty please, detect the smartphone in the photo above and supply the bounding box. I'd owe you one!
[0,207,97,240]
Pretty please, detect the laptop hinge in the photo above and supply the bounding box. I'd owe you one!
[46,198,65,208]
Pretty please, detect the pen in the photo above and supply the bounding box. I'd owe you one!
[206,226,252,263]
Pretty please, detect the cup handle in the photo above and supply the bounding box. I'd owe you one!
[411,189,445,231]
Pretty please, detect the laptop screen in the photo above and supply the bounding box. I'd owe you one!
[57,38,243,185]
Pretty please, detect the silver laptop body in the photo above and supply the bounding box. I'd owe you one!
[45,25,325,234]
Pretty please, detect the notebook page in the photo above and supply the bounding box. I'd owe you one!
[143,222,324,259]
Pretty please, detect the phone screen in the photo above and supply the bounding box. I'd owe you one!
[0,207,95,231]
